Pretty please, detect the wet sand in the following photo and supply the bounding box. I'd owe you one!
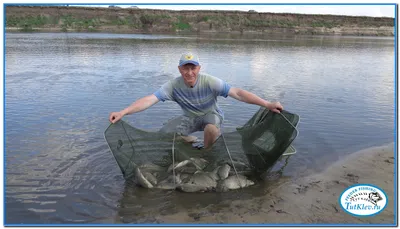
[157,142,395,224]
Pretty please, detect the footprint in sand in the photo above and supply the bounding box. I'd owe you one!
[384,158,394,164]
[345,173,359,183]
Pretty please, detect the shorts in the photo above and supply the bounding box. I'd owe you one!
[159,113,223,136]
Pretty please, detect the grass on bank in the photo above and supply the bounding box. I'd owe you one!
[5,13,394,33]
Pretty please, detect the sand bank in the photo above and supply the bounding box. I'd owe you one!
[157,142,395,224]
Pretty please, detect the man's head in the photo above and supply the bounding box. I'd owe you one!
[178,52,201,88]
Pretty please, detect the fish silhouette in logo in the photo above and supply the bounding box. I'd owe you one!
[369,192,383,205]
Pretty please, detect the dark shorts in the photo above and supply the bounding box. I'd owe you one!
[159,113,223,136]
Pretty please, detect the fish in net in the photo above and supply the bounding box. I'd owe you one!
[104,107,300,192]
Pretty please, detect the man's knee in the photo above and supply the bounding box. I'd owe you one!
[204,124,220,134]
[203,124,220,149]
[204,124,221,141]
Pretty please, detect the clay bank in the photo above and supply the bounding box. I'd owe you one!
[5,5,395,36]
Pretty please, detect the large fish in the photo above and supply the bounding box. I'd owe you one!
[167,157,208,173]
[139,162,167,173]
[179,173,192,183]
[167,159,192,173]
[134,167,154,189]
[138,162,167,181]
[187,171,218,190]
[156,174,182,190]
[142,171,158,186]
[217,164,230,180]
[216,174,255,192]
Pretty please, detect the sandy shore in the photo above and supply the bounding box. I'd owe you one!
[157,142,395,224]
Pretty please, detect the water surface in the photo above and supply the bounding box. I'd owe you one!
[5,32,395,224]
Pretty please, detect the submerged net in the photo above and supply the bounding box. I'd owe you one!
[104,107,300,191]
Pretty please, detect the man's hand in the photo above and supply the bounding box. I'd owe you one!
[266,102,283,113]
[109,111,124,123]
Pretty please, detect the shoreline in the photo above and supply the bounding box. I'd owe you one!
[155,142,395,224]
[5,27,394,37]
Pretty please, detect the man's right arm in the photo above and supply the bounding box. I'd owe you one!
[109,94,159,123]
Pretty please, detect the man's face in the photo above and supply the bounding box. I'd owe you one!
[178,64,201,87]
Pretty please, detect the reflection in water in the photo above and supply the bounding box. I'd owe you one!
[5,32,394,224]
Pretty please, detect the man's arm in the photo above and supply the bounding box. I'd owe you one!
[109,94,159,123]
[120,94,159,115]
[228,87,283,113]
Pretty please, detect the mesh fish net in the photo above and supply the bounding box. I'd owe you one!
[104,107,299,190]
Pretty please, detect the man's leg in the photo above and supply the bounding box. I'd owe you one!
[159,115,197,143]
[203,124,220,149]
[199,113,223,149]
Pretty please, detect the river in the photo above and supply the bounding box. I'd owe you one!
[5,32,395,224]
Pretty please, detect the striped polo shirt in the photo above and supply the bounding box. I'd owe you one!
[153,73,231,119]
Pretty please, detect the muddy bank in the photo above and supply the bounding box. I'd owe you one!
[5,6,395,36]
[155,143,395,224]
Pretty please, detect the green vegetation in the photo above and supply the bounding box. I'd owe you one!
[173,22,191,30]
[6,15,49,31]
[59,14,101,32]
[201,16,209,22]
[173,16,191,31]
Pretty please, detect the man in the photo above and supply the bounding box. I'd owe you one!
[109,52,283,149]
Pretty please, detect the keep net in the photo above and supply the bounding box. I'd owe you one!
[104,107,300,180]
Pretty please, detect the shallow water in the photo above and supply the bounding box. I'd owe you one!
[5,32,395,224]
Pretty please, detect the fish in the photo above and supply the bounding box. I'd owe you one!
[176,166,198,174]
[218,164,230,180]
[190,157,208,170]
[209,166,221,181]
[142,171,158,186]
[225,160,253,176]
[226,160,250,171]
[134,157,255,193]
[167,159,192,173]
[179,173,192,183]
[167,157,208,173]
[134,167,154,189]
[155,174,182,190]
[216,174,255,192]
[187,171,218,190]
[139,162,167,173]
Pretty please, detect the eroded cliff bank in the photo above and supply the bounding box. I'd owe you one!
[5,5,395,36]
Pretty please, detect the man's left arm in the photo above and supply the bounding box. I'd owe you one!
[228,87,283,113]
